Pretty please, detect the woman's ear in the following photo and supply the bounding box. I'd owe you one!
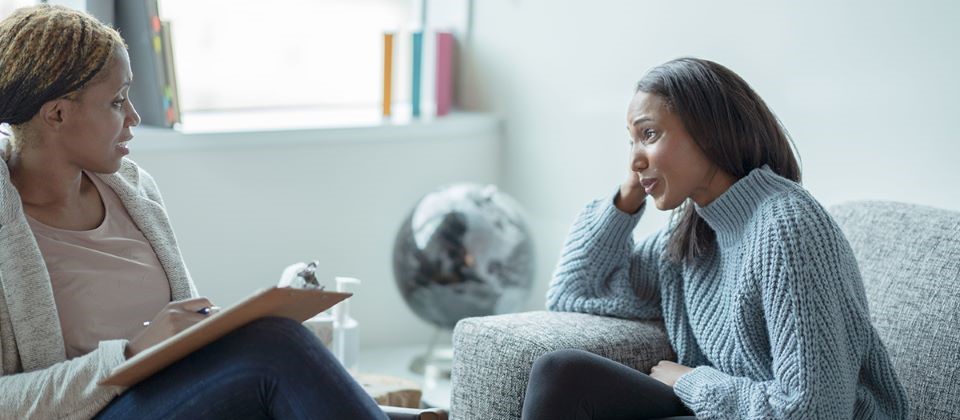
[38,98,68,130]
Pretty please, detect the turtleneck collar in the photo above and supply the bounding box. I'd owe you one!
[693,165,798,247]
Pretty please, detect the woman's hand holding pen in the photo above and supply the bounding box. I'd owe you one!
[615,161,647,214]
[125,297,220,359]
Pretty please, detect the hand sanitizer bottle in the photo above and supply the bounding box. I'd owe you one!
[332,277,360,373]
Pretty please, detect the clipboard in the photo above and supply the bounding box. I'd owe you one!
[99,287,351,387]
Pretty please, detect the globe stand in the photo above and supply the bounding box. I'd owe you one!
[409,327,453,380]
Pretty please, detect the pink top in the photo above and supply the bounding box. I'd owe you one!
[27,172,171,359]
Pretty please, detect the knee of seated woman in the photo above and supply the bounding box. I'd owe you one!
[243,316,308,335]
[223,317,327,360]
[531,349,598,379]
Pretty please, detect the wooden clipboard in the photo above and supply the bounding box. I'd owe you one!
[99,287,351,387]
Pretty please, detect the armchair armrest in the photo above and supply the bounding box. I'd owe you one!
[450,311,673,420]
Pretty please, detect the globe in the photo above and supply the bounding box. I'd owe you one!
[393,183,536,330]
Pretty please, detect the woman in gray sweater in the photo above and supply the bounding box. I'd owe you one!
[521,58,909,419]
[0,5,385,419]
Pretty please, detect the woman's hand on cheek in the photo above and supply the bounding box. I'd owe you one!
[616,168,647,214]
[649,360,694,387]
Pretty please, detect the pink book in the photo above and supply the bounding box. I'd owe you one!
[435,32,454,116]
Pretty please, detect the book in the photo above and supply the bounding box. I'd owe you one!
[419,30,437,118]
[99,287,350,387]
[382,32,395,117]
[115,0,178,128]
[435,31,453,116]
[159,20,181,126]
[411,31,423,118]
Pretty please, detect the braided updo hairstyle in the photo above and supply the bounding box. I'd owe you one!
[0,5,125,150]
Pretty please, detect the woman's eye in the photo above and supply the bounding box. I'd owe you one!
[643,129,657,141]
[629,129,658,147]
[112,98,126,108]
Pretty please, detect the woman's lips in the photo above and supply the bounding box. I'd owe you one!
[640,178,658,194]
[116,139,130,155]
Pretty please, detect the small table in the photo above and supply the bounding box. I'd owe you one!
[353,373,422,408]
[359,345,452,410]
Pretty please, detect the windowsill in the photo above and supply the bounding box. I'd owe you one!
[176,105,446,134]
[132,108,499,151]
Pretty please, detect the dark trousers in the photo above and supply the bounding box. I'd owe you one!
[522,349,697,420]
[95,317,387,420]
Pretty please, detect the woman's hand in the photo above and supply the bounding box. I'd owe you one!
[615,168,647,214]
[649,360,694,387]
[125,297,218,359]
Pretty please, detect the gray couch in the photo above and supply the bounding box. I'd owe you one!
[450,201,960,420]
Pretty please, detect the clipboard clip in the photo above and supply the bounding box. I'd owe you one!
[296,261,325,290]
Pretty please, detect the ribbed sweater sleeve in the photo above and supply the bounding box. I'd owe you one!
[0,340,127,419]
[674,196,870,419]
[546,191,666,319]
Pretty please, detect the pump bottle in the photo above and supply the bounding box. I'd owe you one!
[332,276,360,372]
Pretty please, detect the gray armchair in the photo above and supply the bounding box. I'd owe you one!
[450,201,960,420]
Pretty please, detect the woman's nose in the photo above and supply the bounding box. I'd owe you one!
[127,101,141,127]
[630,145,648,171]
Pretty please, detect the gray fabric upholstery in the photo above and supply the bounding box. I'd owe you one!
[830,201,960,420]
[451,311,673,420]
[450,200,960,420]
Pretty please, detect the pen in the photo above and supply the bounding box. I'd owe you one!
[142,306,216,327]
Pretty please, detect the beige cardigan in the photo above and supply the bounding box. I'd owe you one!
[0,154,198,419]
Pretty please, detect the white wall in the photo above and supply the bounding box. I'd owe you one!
[459,0,960,311]
[130,114,500,350]
[89,1,960,351]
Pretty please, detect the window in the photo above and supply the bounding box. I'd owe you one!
[0,0,39,17]
[160,0,415,112]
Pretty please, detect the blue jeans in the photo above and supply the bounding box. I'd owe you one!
[522,349,696,420]
[95,317,387,419]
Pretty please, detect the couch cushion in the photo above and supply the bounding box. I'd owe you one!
[830,201,960,419]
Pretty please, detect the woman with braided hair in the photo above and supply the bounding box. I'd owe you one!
[0,5,387,419]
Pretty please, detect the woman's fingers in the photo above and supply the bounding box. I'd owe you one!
[127,298,218,358]
[172,297,215,312]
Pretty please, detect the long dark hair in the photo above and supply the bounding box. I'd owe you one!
[636,57,801,264]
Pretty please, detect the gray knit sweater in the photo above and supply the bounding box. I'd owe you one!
[547,166,909,419]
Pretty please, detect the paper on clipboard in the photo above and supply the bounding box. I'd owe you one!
[99,287,351,387]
